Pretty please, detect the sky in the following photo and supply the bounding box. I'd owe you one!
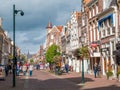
[0,0,81,54]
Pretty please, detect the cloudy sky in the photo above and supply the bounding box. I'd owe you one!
[0,0,81,54]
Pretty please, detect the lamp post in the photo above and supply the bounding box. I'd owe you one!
[13,4,24,87]
[81,36,85,83]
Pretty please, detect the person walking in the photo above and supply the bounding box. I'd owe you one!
[97,65,101,78]
[16,62,20,76]
[93,63,98,78]
[29,64,34,76]
[22,64,27,76]
[8,64,12,74]
[5,64,9,76]
[65,63,69,73]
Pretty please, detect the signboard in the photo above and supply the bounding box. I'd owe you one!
[91,52,101,57]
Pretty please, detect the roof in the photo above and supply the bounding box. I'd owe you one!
[83,0,91,4]
[75,12,81,22]
[56,26,63,32]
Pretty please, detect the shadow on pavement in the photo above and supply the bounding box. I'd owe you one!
[84,85,120,90]
[1,72,120,90]
[0,75,83,90]
[64,77,94,84]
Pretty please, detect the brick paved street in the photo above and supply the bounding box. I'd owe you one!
[0,70,120,90]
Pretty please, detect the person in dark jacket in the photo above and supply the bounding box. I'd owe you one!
[93,63,98,78]
[97,65,101,77]
[5,64,9,76]
[65,63,69,73]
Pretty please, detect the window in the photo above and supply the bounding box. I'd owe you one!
[108,18,112,27]
[89,10,91,18]
[102,29,105,37]
[51,35,53,39]
[103,0,112,10]
[82,15,85,26]
[96,3,98,14]
[107,28,110,35]
[93,7,95,16]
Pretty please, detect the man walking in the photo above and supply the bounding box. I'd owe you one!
[93,63,98,78]
[65,63,69,73]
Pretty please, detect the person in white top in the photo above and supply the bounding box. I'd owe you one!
[22,64,27,76]
[29,64,33,76]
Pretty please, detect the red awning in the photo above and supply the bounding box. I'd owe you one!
[91,44,97,47]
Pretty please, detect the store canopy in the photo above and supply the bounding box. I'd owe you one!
[91,44,97,47]
[98,13,113,32]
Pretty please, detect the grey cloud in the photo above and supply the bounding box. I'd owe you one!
[0,0,81,54]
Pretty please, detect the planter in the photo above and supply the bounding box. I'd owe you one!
[118,74,120,82]
[106,71,113,80]
[117,71,120,82]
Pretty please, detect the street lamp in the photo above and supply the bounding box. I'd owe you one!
[13,4,24,87]
[81,36,85,83]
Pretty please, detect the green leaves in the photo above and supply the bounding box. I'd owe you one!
[45,44,61,63]
[76,46,89,59]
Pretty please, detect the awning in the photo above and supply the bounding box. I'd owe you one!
[98,13,113,31]
[91,44,97,47]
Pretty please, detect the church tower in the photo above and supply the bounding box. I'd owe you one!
[46,20,52,49]
[46,20,52,33]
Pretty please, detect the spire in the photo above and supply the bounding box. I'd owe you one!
[27,50,30,59]
[46,20,52,29]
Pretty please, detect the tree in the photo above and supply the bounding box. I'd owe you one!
[30,59,34,64]
[45,44,61,71]
[8,54,13,64]
[8,54,13,60]
[45,44,61,63]
[21,54,26,61]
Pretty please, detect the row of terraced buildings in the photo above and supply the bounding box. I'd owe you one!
[45,0,120,78]
[0,18,21,65]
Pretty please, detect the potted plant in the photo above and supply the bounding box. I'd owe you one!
[106,70,113,80]
[116,71,120,82]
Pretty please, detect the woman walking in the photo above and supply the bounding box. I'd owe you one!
[29,64,34,76]
[22,64,27,76]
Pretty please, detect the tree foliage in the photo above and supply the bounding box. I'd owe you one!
[45,44,61,63]
[30,58,34,64]
[8,54,13,60]
[53,55,62,66]
[21,54,26,61]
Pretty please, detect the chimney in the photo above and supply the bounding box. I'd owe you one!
[0,17,3,27]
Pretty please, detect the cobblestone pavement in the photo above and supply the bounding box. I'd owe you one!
[55,71,120,90]
[0,70,120,90]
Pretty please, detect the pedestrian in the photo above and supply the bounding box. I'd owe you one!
[97,65,101,78]
[93,63,98,78]
[5,64,9,76]
[8,64,12,74]
[29,64,34,76]
[65,63,69,73]
[22,64,27,76]
[16,62,20,76]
